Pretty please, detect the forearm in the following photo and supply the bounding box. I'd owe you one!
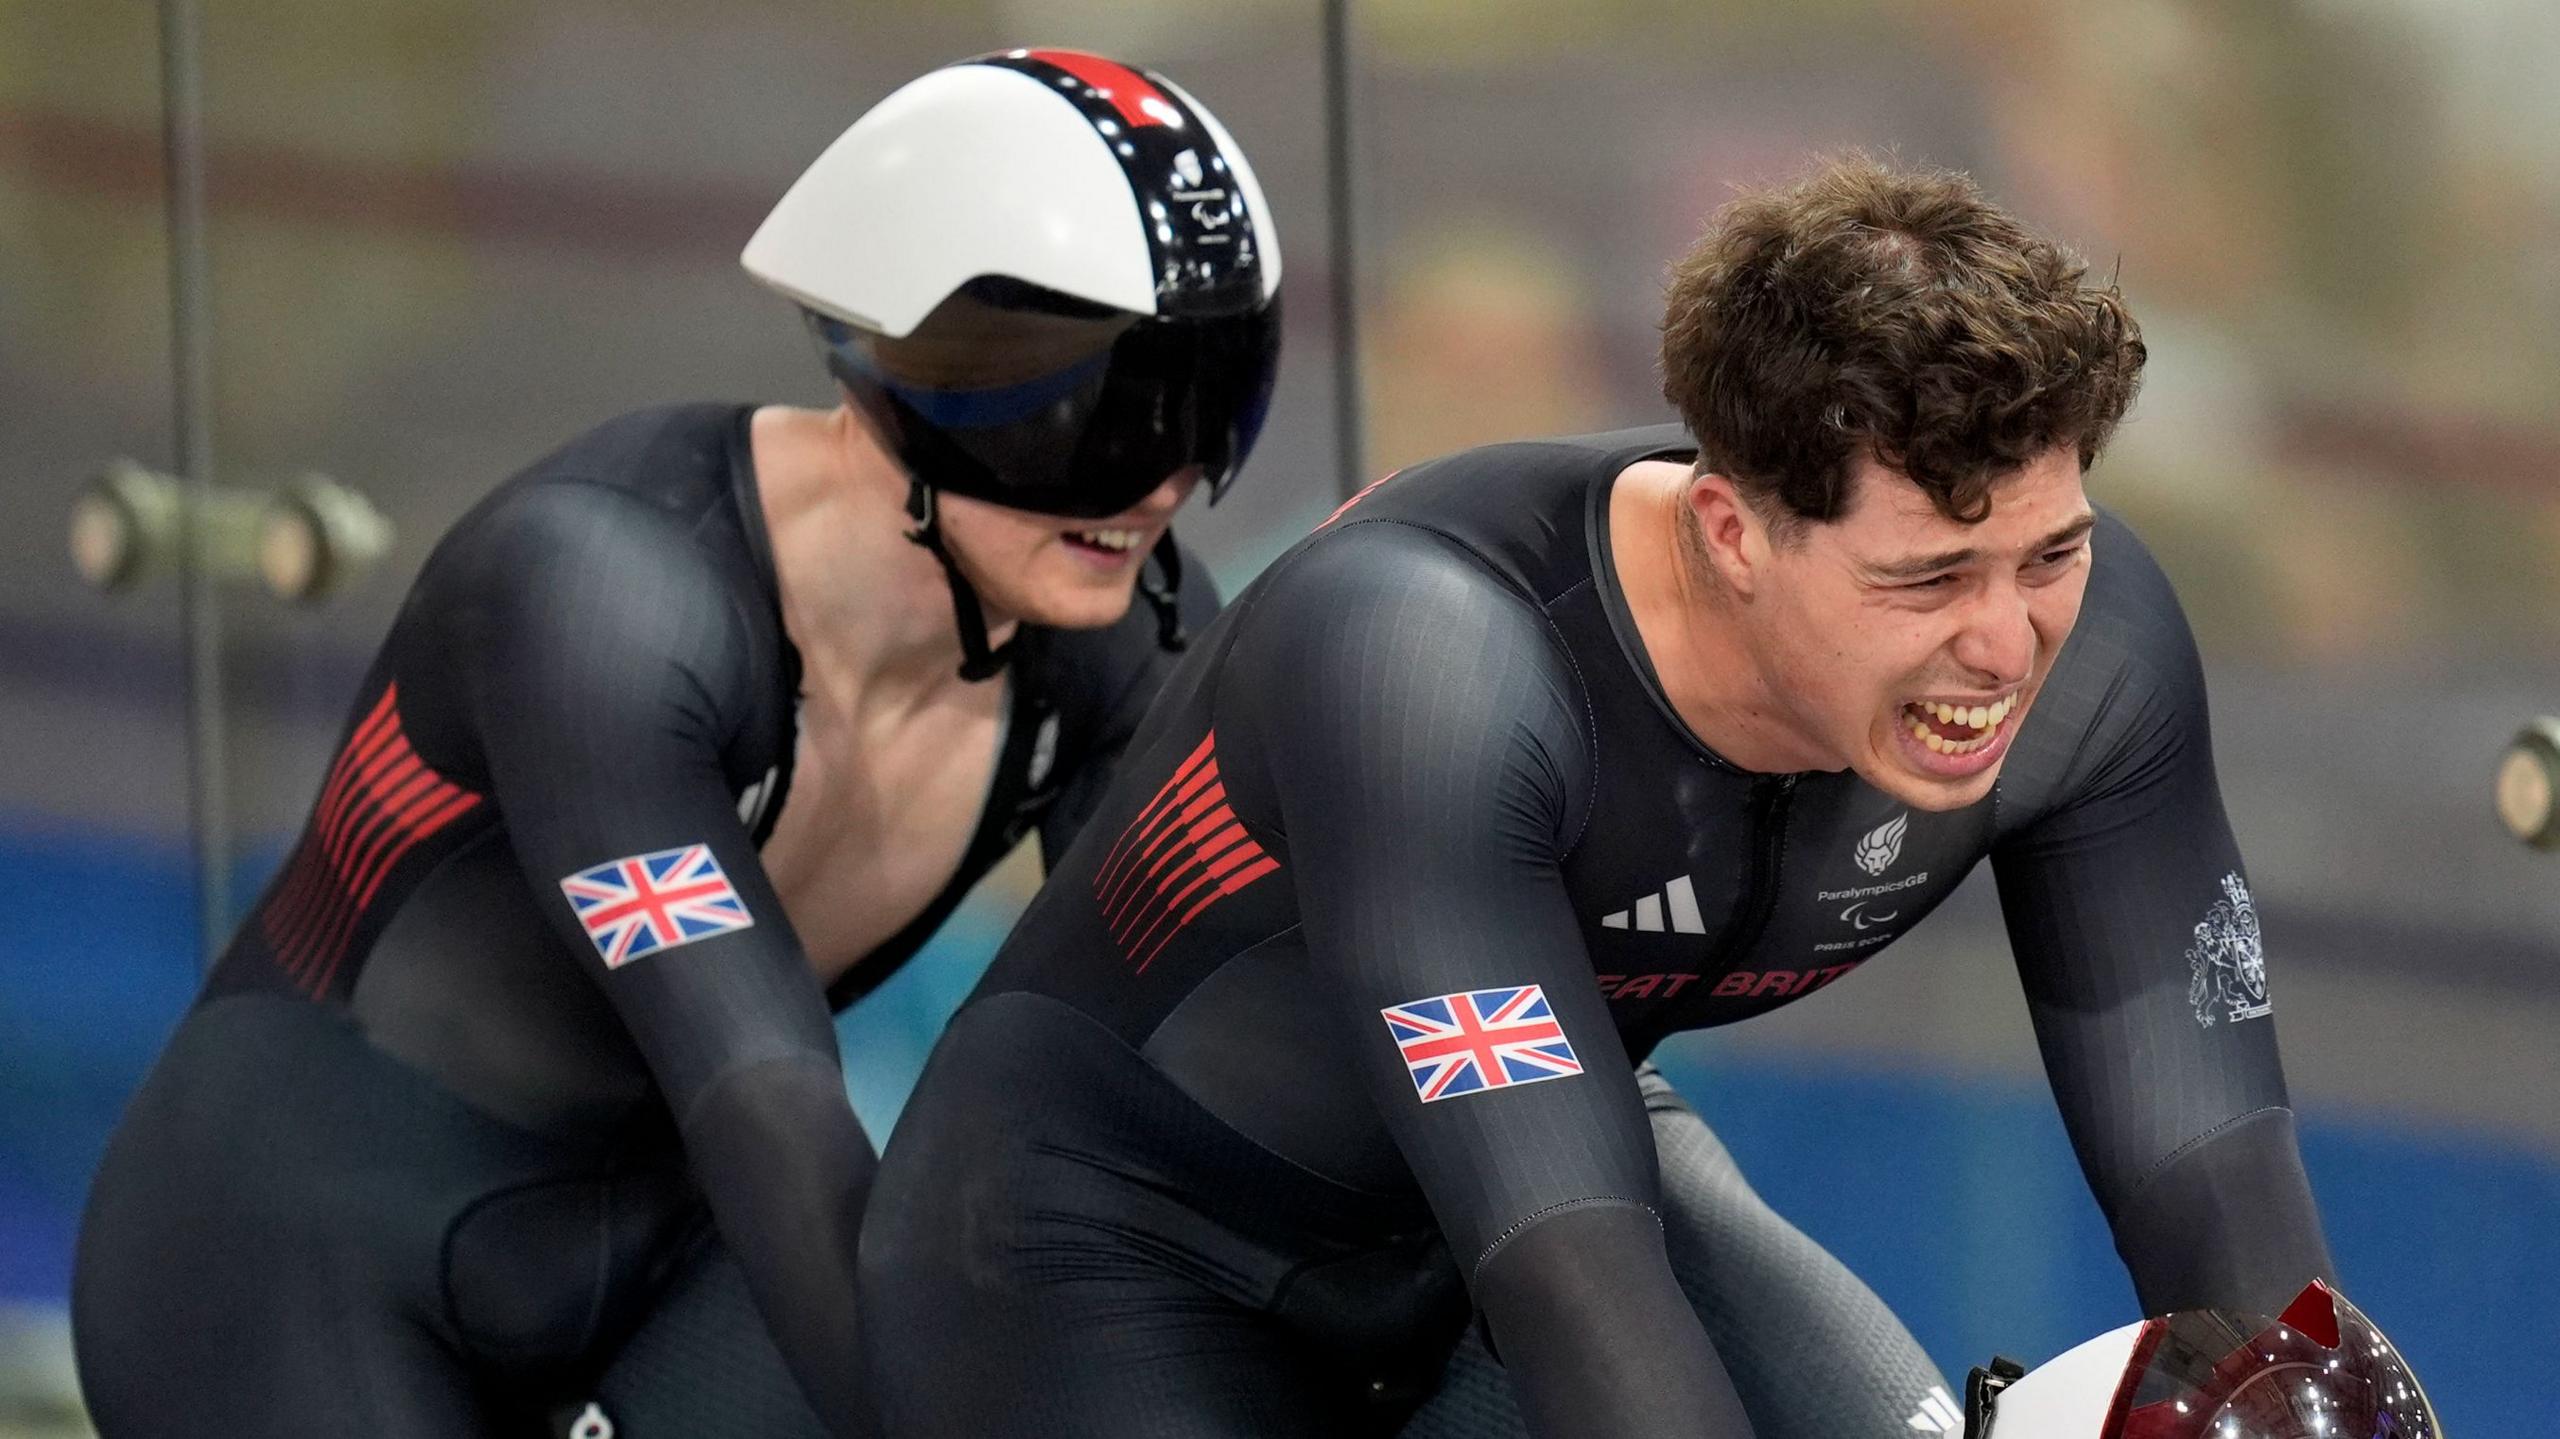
[680,1054,880,1438]
[2110,1105,2335,1318]
[1474,1202,1756,1439]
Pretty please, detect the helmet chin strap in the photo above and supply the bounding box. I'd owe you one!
[904,479,1015,682]
[1136,531,1191,654]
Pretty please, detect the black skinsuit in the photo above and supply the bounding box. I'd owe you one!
[70,403,1216,1438]
[858,427,2334,1439]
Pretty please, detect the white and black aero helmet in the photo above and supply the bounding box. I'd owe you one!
[1962,1281,2440,1439]
[743,49,1283,678]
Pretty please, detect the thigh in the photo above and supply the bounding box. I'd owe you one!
[1399,1067,1958,1439]
[862,996,1405,1439]
[75,1232,490,1439]
[1640,1071,1957,1438]
[73,1003,497,1438]
[868,1231,1359,1439]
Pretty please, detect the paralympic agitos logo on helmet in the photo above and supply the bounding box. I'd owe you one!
[989,49,1267,309]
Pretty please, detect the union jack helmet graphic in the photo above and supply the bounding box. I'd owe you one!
[1963,1280,2440,1439]
[741,48,1282,522]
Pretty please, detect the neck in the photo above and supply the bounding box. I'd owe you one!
[750,404,1017,695]
[1609,460,1831,774]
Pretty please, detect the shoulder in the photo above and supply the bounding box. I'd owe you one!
[1228,518,1592,752]
[512,403,754,502]
[1367,426,1693,504]
[1319,425,1692,607]
[1259,511,1555,634]
[438,472,724,584]
[1995,508,2211,824]
[437,404,755,562]
[1212,519,1596,844]
[2085,508,2192,627]
[2064,509,2208,707]
[428,401,751,564]
[411,473,763,695]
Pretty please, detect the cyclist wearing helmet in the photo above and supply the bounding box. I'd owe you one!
[856,156,2338,1439]
[70,49,1269,1439]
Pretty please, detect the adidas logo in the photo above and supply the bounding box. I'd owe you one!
[1906,1385,1961,1434]
[1600,875,1705,934]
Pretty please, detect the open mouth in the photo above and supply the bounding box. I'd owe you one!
[1900,691,2019,757]
[1062,527,1149,560]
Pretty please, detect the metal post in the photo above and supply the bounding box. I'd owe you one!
[157,0,233,962]
[1322,0,1366,498]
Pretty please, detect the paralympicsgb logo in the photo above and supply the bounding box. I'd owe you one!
[2186,872,2272,1027]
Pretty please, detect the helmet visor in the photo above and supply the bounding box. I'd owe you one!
[816,289,1280,521]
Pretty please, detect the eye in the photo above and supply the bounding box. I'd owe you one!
[1900,574,1958,590]
[2031,544,2086,569]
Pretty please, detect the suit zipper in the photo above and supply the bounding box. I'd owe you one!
[1704,774,1798,973]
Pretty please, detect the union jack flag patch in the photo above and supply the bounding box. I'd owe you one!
[558,844,754,969]
[1379,984,1584,1103]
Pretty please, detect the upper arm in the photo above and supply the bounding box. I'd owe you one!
[1222,525,1654,1276]
[439,482,837,1115]
[1990,531,2293,1217]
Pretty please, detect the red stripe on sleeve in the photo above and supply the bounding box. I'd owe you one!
[1138,851,1278,972]
[356,790,480,909]
[307,687,403,856]
[1094,732,1218,892]
[322,742,417,862]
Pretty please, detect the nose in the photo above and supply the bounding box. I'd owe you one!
[1126,467,1203,520]
[1948,581,2036,686]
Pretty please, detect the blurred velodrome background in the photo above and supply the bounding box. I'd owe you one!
[6,0,2559,1432]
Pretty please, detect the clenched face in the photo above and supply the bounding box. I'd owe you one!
[936,469,1201,632]
[1736,446,2095,812]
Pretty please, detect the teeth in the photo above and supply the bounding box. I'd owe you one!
[1906,690,2020,755]
[1071,528,1144,553]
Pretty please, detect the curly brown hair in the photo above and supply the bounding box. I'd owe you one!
[1659,155,2145,536]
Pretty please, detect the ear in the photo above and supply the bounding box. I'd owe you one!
[1687,471,1769,598]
